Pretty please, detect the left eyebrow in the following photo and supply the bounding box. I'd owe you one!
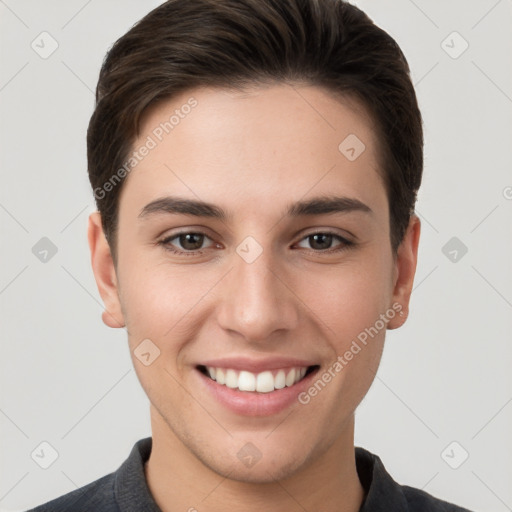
[285,195,373,217]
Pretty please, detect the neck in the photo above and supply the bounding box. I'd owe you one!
[145,407,365,512]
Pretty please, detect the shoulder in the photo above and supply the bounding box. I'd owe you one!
[355,447,475,512]
[26,472,119,512]
[27,437,156,512]
[402,485,474,511]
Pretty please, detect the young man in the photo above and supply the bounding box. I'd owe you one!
[31,0,473,510]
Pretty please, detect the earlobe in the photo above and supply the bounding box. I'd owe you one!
[87,212,125,328]
[387,215,421,330]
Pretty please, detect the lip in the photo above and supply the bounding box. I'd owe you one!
[195,360,320,417]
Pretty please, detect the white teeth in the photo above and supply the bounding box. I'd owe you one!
[216,368,225,385]
[238,371,256,391]
[274,370,286,389]
[225,369,238,389]
[285,368,296,387]
[203,366,311,392]
[256,371,274,393]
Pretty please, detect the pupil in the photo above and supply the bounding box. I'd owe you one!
[310,234,332,250]
[180,233,203,250]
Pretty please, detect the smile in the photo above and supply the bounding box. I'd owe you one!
[197,365,318,393]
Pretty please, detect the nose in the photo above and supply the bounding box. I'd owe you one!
[216,248,299,344]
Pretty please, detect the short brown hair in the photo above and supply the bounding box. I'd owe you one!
[87,0,423,261]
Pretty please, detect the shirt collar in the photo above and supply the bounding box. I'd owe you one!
[114,437,161,511]
[355,447,409,511]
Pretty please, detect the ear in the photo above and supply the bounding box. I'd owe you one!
[87,212,125,328]
[387,214,421,330]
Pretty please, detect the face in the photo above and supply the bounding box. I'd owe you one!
[89,84,419,483]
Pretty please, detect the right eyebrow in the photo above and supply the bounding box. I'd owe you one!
[138,197,228,220]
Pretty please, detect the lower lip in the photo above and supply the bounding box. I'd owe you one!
[196,367,319,417]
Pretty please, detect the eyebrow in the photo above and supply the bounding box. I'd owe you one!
[138,195,372,220]
[287,196,372,217]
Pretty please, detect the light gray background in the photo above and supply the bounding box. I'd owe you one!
[1,1,511,511]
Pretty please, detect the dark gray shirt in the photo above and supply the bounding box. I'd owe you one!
[28,437,474,511]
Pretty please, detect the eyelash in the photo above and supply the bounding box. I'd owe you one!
[157,230,355,256]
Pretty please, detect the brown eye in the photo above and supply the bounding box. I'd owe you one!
[296,232,353,252]
[159,231,214,254]
[308,233,334,250]
[177,233,205,250]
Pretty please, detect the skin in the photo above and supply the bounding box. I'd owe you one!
[88,83,420,512]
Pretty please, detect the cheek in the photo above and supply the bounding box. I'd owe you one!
[117,255,209,345]
[294,251,394,339]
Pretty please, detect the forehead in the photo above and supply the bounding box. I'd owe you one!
[119,84,387,219]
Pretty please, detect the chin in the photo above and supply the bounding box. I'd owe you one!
[205,452,306,485]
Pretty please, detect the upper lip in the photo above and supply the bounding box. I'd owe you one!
[197,357,318,373]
